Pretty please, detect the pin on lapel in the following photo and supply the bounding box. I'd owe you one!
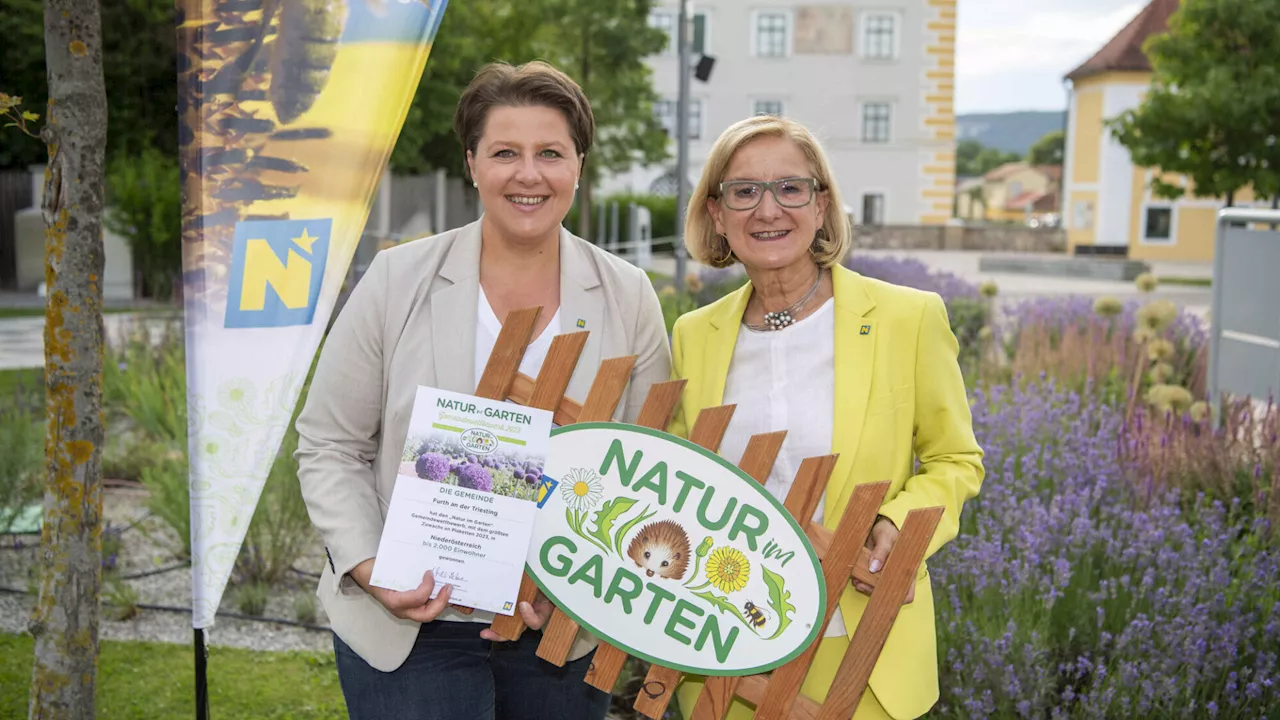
[576,318,586,329]
[860,324,872,335]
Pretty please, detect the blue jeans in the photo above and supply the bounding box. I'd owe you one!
[333,621,610,720]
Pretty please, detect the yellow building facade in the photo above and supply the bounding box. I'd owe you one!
[1063,0,1255,263]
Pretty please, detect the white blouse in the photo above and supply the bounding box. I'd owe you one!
[719,298,848,637]
[438,288,560,625]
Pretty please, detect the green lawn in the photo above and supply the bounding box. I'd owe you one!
[1,632,348,719]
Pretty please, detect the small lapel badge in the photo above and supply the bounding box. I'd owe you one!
[576,318,586,329]
[860,324,871,335]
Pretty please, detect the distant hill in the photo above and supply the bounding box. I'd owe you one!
[957,111,1067,156]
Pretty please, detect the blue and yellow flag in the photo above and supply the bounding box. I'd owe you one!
[176,0,449,629]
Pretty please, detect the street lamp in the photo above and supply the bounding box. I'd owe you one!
[674,0,691,292]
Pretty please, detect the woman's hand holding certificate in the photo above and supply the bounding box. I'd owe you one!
[350,560,456,623]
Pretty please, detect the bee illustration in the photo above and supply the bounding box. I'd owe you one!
[742,601,768,630]
[268,0,349,125]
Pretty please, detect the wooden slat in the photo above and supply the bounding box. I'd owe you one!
[509,373,582,426]
[753,482,889,720]
[534,356,638,665]
[581,380,688,693]
[451,307,541,615]
[736,431,786,484]
[807,526,880,591]
[634,379,687,430]
[487,332,589,639]
[473,307,539,400]
[692,456,844,720]
[736,675,821,720]
[815,506,944,720]
[632,407,743,720]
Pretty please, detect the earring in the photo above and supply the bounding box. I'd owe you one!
[714,235,735,265]
[574,181,580,190]
[472,180,478,188]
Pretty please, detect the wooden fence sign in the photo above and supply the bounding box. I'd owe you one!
[471,307,944,719]
[528,422,827,676]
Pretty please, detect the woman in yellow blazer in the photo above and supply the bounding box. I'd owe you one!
[668,115,984,719]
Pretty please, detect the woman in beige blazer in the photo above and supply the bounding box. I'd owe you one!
[294,61,671,720]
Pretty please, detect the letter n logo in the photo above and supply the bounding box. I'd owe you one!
[224,218,332,328]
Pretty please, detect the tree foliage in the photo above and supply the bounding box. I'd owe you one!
[1106,0,1280,205]
[1027,130,1065,167]
[0,0,175,170]
[956,139,1021,178]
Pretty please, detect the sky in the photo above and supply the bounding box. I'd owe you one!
[956,0,1145,114]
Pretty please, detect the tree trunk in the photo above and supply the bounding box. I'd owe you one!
[576,18,592,242]
[29,0,108,717]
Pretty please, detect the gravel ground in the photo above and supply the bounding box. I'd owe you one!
[1,486,335,654]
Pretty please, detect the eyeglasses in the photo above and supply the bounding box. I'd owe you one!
[717,177,823,211]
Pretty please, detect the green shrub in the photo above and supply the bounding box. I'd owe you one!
[232,582,270,617]
[293,594,318,625]
[0,396,43,534]
[235,426,316,586]
[104,146,182,300]
[103,319,186,444]
[139,451,191,561]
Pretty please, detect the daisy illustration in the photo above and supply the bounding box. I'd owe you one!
[559,467,603,512]
[704,546,750,594]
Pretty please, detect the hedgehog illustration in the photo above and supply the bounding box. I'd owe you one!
[626,520,691,580]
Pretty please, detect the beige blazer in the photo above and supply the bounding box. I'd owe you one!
[294,218,673,672]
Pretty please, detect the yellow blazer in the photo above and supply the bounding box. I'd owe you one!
[668,264,984,720]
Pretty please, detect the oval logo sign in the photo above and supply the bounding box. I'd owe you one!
[460,427,497,455]
[528,423,826,676]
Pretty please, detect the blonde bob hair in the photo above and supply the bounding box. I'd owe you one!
[686,115,851,269]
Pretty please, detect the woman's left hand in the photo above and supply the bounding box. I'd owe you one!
[855,516,915,604]
[479,590,556,641]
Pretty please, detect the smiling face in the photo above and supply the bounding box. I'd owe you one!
[467,104,581,247]
[707,135,828,273]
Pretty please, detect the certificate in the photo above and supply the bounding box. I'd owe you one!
[369,386,553,615]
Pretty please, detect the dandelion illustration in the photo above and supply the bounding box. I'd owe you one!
[704,546,750,594]
[560,467,603,512]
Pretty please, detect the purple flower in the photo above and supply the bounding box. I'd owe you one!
[456,463,493,492]
[414,452,450,482]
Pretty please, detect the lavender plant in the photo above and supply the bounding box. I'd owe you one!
[931,379,1279,718]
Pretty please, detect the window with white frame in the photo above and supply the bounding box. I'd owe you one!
[754,99,784,116]
[754,12,789,57]
[861,102,892,143]
[648,11,675,55]
[1142,205,1175,243]
[654,98,701,140]
[650,11,710,56]
[862,13,898,60]
[862,193,886,226]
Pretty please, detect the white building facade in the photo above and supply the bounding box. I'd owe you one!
[600,0,958,226]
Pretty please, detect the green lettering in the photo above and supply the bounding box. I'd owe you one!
[696,484,737,531]
[603,566,644,615]
[664,598,704,646]
[567,553,605,598]
[728,504,769,551]
[601,439,644,488]
[632,461,669,505]
[642,581,676,624]
[540,536,577,578]
[695,613,740,663]
[672,470,706,513]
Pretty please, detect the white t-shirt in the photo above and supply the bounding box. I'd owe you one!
[720,298,849,637]
[436,287,562,625]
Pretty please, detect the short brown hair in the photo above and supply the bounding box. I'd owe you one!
[453,61,595,178]
[686,115,851,269]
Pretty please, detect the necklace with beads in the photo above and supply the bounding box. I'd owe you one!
[743,270,823,332]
